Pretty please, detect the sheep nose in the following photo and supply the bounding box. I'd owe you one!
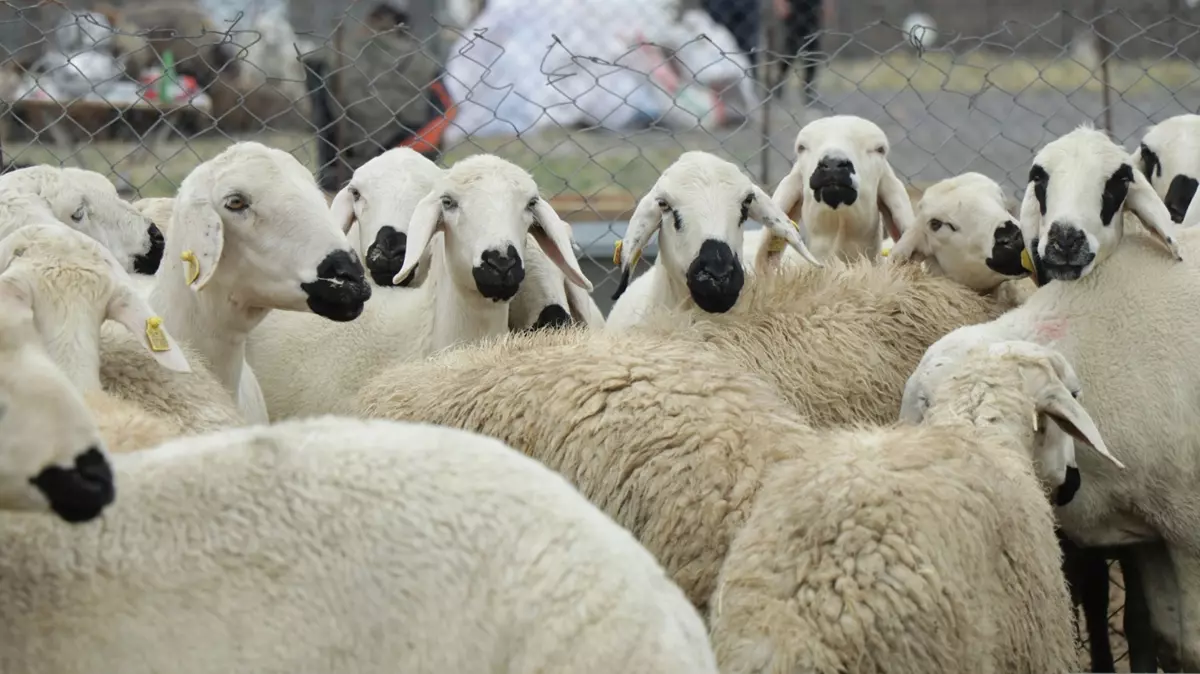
[473,244,525,301]
[30,446,115,524]
[366,226,412,286]
[133,223,165,275]
[1043,221,1092,267]
[816,156,854,173]
[686,239,744,314]
[302,249,372,321]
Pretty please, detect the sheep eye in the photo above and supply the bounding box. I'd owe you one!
[440,195,457,210]
[70,206,85,222]
[224,195,249,212]
[527,196,539,210]
[349,187,361,201]
[796,145,806,153]
[1070,389,1081,399]
[742,193,754,206]
[874,145,886,154]
[929,218,957,232]
[656,198,669,211]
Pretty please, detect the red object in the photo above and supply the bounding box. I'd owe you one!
[137,72,202,103]
[398,80,457,154]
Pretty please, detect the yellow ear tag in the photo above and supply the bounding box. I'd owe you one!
[181,250,200,286]
[1020,248,1035,274]
[145,316,170,352]
[613,240,642,267]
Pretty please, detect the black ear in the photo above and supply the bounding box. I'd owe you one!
[1164,174,1199,224]
[1099,163,1134,226]
[1139,143,1162,181]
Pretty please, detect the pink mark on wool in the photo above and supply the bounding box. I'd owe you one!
[1035,319,1068,343]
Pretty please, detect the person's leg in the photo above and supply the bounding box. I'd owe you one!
[795,3,821,105]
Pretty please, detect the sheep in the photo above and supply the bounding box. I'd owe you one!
[246,153,592,420]
[887,172,1037,307]
[356,326,820,615]
[900,125,1200,669]
[0,259,116,523]
[760,114,917,263]
[330,147,606,330]
[1132,113,1200,227]
[710,340,1122,674]
[0,223,242,452]
[130,197,177,236]
[0,413,719,674]
[628,255,1011,427]
[149,141,372,424]
[0,164,164,275]
[605,150,820,331]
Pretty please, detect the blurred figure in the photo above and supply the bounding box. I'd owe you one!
[306,0,456,191]
[773,0,826,106]
[703,0,761,66]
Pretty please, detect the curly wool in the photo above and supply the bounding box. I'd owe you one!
[357,327,818,613]
[635,257,1009,426]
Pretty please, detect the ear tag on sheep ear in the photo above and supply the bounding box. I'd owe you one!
[1020,248,1035,274]
[181,250,200,286]
[145,316,171,353]
[613,240,641,267]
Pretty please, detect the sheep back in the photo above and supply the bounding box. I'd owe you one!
[636,258,1009,426]
[357,327,818,612]
[712,424,1077,674]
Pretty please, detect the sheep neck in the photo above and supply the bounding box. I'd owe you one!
[653,246,697,313]
[39,320,103,393]
[922,381,1033,452]
[805,200,882,261]
[427,242,508,352]
[150,254,265,398]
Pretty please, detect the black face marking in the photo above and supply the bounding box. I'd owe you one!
[1139,143,1162,181]
[1028,164,1049,216]
[1055,465,1082,506]
[739,194,753,225]
[30,446,115,524]
[528,304,572,331]
[984,220,1028,277]
[1164,174,1198,224]
[686,239,744,313]
[473,244,525,302]
[302,250,372,321]
[1100,163,1134,226]
[669,205,683,232]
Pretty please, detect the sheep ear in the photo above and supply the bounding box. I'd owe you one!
[104,284,193,374]
[392,191,443,285]
[1036,383,1123,469]
[611,192,663,301]
[887,219,930,264]
[530,198,593,292]
[747,184,822,268]
[772,164,805,224]
[329,186,356,235]
[565,282,606,329]
[877,161,914,244]
[1124,164,1184,261]
[1018,182,1045,287]
[173,197,224,291]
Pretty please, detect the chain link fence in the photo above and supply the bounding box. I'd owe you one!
[0,0,1190,668]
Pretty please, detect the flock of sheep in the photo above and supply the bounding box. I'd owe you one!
[3,109,1200,673]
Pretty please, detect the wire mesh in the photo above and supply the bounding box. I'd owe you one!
[0,0,1196,319]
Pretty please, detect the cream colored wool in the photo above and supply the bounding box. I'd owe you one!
[711,342,1100,674]
[357,327,818,613]
[634,257,1009,426]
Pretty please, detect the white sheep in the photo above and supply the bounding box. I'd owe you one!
[330,147,606,330]
[887,172,1037,306]
[149,142,373,424]
[0,223,242,452]
[1132,113,1200,227]
[900,125,1200,667]
[757,114,916,263]
[0,165,164,275]
[711,340,1120,674]
[0,413,718,674]
[605,151,819,331]
[246,153,592,420]
[0,263,115,523]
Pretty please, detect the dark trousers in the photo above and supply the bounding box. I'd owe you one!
[704,0,761,66]
[780,0,821,97]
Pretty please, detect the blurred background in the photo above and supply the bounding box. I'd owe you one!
[0,0,1196,323]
